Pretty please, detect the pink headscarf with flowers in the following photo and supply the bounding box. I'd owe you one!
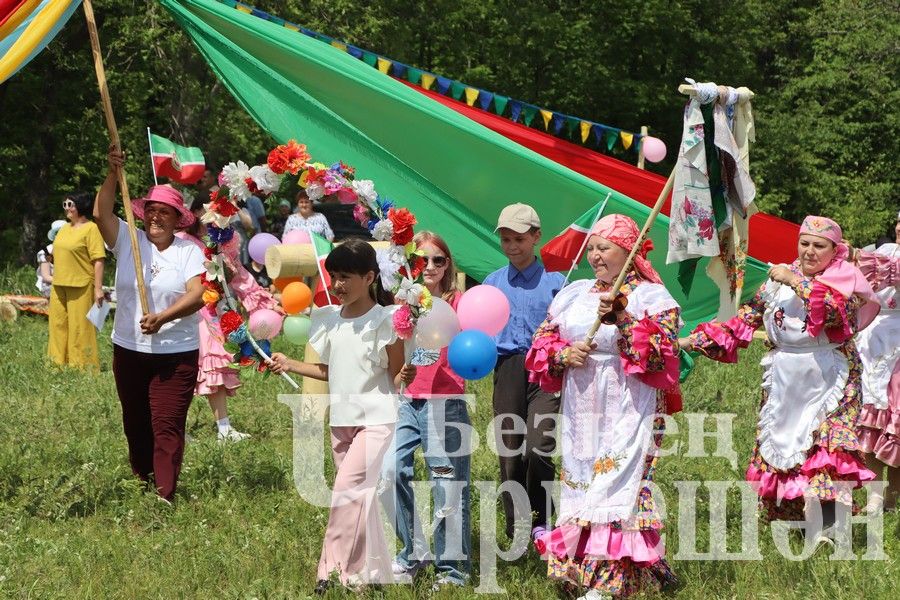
[798,215,879,331]
[589,214,662,284]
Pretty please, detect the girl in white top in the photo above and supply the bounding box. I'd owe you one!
[270,238,415,592]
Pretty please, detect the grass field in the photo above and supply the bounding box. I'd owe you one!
[0,265,896,599]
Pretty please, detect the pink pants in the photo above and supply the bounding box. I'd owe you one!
[318,424,395,585]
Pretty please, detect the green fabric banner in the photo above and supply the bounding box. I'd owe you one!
[160,0,769,330]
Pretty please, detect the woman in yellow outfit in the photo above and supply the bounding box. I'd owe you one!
[48,192,106,369]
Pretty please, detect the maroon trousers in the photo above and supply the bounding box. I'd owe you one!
[112,344,198,501]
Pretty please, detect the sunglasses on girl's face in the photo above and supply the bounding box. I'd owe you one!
[62,200,75,209]
[426,255,448,268]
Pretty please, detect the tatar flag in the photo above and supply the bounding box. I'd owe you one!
[540,200,607,272]
[310,232,339,306]
[149,133,205,184]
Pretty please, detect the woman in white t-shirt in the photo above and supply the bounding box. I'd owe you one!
[95,148,206,503]
[269,238,415,592]
[283,189,334,241]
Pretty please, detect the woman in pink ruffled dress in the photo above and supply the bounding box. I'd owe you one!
[526,214,682,600]
[682,215,880,536]
[177,199,279,442]
[853,213,900,511]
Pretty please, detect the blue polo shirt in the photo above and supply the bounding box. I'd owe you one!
[483,258,565,356]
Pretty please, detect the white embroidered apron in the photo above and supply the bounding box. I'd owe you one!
[757,282,849,470]
[856,243,900,411]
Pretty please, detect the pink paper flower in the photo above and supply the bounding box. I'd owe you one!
[393,304,414,339]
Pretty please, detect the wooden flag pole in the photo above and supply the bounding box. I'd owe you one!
[637,125,648,169]
[582,169,675,343]
[83,0,149,315]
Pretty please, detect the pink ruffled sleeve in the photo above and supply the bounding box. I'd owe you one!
[794,277,858,343]
[686,288,763,362]
[525,318,570,393]
[616,307,681,389]
[858,249,900,292]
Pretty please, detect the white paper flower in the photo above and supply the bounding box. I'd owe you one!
[352,179,378,209]
[305,182,325,202]
[249,164,282,195]
[372,219,394,241]
[395,278,423,307]
[376,247,401,291]
[201,202,236,229]
[205,254,227,283]
[221,161,252,201]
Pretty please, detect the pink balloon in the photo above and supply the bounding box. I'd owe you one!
[282,229,311,245]
[642,136,667,163]
[248,309,284,340]
[457,285,510,336]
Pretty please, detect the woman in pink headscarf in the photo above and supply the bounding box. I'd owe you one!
[525,214,681,600]
[682,215,879,538]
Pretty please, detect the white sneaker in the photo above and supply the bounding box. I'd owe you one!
[217,428,251,443]
[391,560,421,584]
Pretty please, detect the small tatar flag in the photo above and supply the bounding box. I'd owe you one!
[540,200,606,272]
[310,232,339,306]
[149,133,205,184]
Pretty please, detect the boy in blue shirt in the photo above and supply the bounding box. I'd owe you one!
[484,203,565,541]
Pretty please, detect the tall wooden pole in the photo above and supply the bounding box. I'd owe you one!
[83,0,149,314]
[637,125,649,169]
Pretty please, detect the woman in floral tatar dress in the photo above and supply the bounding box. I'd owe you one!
[682,216,880,538]
[526,214,681,600]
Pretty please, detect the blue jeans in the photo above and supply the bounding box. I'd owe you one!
[380,397,472,584]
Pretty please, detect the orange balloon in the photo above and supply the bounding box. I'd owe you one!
[274,276,301,291]
[282,281,312,315]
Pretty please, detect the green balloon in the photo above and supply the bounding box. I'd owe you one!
[282,315,311,345]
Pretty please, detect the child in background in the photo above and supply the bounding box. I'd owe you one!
[381,231,471,589]
[36,220,66,298]
[269,238,415,593]
[483,203,566,542]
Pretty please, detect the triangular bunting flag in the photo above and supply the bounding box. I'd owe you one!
[331,41,347,52]
[605,129,618,151]
[436,76,452,94]
[565,117,579,137]
[464,87,479,106]
[508,100,522,122]
[620,131,633,150]
[346,45,363,59]
[580,120,592,143]
[406,67,423,85]
[361,51,378,67]
[551,113,565,135]
[391,62,407,78]
[592,124,605,147]
[493,95,509,116]
[450,81,466,100]
[376,57,392,74]
[540,109,553,130]
[523,105,538,127]
[269,16,285,26]
[478,91,494,111]
[421,73,436,90]
[284,23,300,32]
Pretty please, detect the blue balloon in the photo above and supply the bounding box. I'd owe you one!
[447,330,498,380]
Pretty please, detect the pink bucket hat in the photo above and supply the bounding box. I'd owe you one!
[132,185,195,228]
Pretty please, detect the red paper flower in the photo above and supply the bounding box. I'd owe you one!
[267,140,311,175]
[209,192,238,217]
[388,207,417,246]
[244,176,260,196]
[220,310,243,336]
[400,255,426,280]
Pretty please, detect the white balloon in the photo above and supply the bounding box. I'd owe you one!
[415,297,460,350]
